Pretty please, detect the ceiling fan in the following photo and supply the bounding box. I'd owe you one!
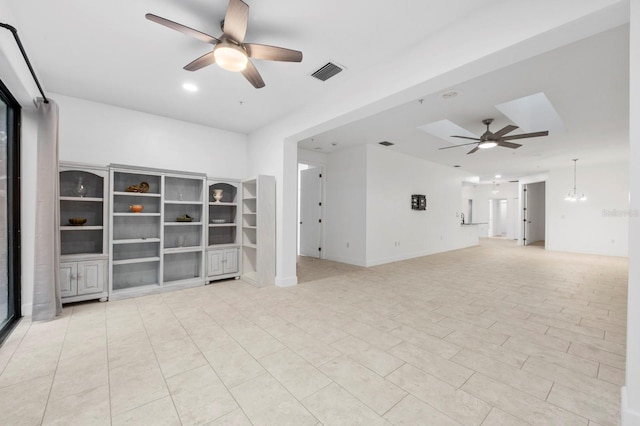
[439,118,549,154]
[145,0,303,88]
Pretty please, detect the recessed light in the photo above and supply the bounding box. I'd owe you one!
[453,165,461,168]
[314,147,322,151]
[379,141,394,147]
[495,174,502,178]
[182,83,198,92]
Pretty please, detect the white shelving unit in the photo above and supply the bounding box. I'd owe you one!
[108,165,206,299]
[59,163,109,303]
[241,175,275,287]
[206,179,241,281]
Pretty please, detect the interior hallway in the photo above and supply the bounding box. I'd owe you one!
[0,239,627,425]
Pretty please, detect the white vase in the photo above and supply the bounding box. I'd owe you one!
[213,189,223,203]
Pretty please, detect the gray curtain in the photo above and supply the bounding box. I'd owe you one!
[32,99,61,321]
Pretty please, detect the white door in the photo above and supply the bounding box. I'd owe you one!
[77,260,105,295]
[299,168,322,258]
[60,262,78,297]
[524,182,546,245]
[207,250,223,276]
[223,248,238,274]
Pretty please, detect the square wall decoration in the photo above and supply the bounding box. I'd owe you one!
[411,194,427,210]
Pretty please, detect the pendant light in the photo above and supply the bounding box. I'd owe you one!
[490,181,499,195]
[564,159,587,201]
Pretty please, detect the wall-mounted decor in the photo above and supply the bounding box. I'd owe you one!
[411,194,427,210]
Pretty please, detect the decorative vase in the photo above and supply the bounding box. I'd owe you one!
[73,176,88,197]
[213,189,223,203]
[129,204,144,213]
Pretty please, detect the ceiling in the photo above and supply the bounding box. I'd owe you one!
[4,0,497,134]
[3,1,629,184]
[299,24,630,183]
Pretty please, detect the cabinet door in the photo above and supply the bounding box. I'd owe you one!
[207,250,223,277]
[60,262,78,297]
[223,248,238,274]
[77,260,106,295]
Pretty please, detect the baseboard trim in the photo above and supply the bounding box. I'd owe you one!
[275,276,298,287]
[622,387,640,426]
[21,303,32,317]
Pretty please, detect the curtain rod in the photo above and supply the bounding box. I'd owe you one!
[0,22,49,104]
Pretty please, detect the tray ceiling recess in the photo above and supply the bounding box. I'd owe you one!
[419,92,563,154]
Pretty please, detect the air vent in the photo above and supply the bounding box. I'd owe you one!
[311,62,343,81]
[379,141,394,147]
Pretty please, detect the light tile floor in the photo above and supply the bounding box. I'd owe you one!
[0,238,628,425]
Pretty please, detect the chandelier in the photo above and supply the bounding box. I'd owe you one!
[565,159,587,202]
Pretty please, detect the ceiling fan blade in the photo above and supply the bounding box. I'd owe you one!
[245,44,303,62]
[242,59,265,88]
[145,13,219,45]
[501,130,549,141]
[439,142,479,150]
[493,125,518,138]
[497,141,522,149]
[223,0,249,42]
[467,146,480,155]
[184,51,216,71]
[451,135,481,141]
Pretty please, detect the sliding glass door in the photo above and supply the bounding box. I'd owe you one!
[0,80,21,344]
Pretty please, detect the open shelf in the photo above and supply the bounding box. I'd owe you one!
[59,165,110,303]
[113,238,161,245]
[60,226,104,231]
[113,191,161,198]
[112,257,161,266]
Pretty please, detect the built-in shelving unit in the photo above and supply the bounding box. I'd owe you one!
[59,163,109,303]
[108,165,206,299]
[206,179,241,281]
[242,175,275,287]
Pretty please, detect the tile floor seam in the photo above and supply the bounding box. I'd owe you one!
[121,299,173,419]
[0,320,28,377]
[301,378,382,422]
[39,307,73,426]
[102,305,114,426]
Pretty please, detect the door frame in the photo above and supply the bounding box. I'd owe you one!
[519,179,547,246]
[297,161,325,259]
[0,78,22,345]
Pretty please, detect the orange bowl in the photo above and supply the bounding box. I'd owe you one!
[129,204,144,213]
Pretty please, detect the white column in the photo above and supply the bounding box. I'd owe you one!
[624,2,640,425]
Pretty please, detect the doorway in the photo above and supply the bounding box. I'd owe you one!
[298,163,324,258]
[523,181,546,246]
[489,199,508,237]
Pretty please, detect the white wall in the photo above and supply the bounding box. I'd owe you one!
[54,94,247,178]
[546,161,629,257]
[324,145,368,266]
[365,146,477,266]
[298,149,328,166]
[625,3,640,424]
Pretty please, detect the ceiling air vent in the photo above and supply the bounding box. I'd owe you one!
[311,62,343,81]
[379,141,394,147]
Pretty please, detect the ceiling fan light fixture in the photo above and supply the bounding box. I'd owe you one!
[478,141,497,149]
[214,42,248,72]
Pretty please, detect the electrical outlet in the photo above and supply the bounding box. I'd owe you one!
[346,242,349,248]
